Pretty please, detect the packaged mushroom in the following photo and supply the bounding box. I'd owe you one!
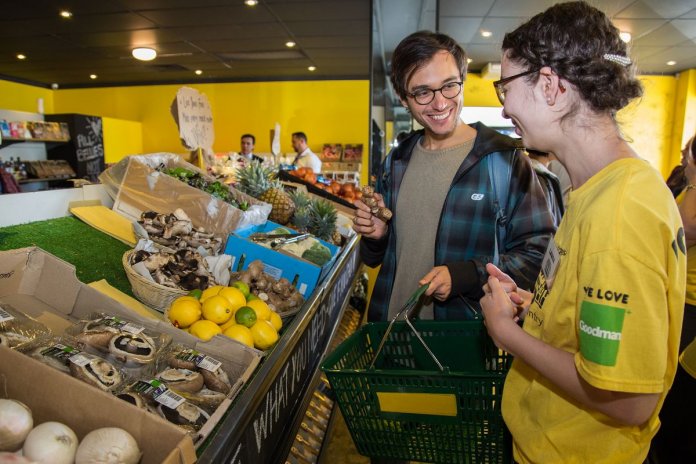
[0,302,52,349]
[153,346,236,412]
[65,313,171,373]
[116,379,210,435]
[19,337,128,392]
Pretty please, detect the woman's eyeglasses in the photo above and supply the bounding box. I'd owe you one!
[493,69,539,104]
[407,81,463,105]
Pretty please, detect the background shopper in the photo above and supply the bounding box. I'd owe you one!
[291,131,322,173]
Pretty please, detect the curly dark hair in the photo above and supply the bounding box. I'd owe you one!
[390,31,468,101]
[502,1,642,116]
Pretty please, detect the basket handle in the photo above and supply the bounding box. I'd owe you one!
[368,284,445,372]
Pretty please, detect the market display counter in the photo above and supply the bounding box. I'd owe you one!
[0,207,362,463]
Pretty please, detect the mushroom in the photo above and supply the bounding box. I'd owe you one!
[157,402,209,430]
[69,357,123,392]
[28,346,70,373]
[199,367,231,394]
[194,388,227,409]
[108,334,156,365]
[156,368,205,394]
[0,331,31,348]
[163,220,193,239]
[74,320,121,350]
[166,355,197,371]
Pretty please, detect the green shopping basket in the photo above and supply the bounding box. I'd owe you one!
[321,317,513,463]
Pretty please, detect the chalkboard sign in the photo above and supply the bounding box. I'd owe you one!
[45,114,105,182]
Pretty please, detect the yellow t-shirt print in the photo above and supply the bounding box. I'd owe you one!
[578,301,626,366]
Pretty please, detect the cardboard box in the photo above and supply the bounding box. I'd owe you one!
[321,143,342,161]
[0,246,263,453]
[0,346,196,464]
[342,144,363,162]
[224,221,339,298]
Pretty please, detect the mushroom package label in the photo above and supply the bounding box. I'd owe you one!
[172,349,222,373]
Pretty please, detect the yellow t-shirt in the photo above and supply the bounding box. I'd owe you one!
[503,158,686,464]
[675,190,696,305]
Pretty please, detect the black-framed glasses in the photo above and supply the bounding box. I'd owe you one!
[407,81,463,105]
[493,69,539,104]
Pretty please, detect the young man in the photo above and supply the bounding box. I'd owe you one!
[239,133,263,164]
[352,30,555,322]
[291,131,322,173]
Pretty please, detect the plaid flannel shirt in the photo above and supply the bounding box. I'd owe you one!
[361,122,555,321]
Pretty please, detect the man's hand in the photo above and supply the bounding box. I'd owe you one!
[419,266,452,301]
[352,192,388,240]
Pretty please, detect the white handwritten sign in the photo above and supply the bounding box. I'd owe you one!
[172,87,214,155]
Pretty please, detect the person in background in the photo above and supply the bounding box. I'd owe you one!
[649,132,696,463]
[352,30,555,324]
[480,2,685,463]
[239,134,264,164]
[665,135,695,198]
[291,131,322,173]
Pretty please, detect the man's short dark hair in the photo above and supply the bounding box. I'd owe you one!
[390,31,468,101]
[292,132,307,142]
[241,134,255,144]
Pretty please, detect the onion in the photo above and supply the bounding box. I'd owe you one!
[22,422,77,464]
[75,427,141,464]
[0,399,33,452]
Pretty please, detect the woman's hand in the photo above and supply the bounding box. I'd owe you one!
[482,263,532,320]
[352,192,388,240]
[419,266,452,301]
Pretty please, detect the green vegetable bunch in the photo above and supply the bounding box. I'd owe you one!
[159,165,249,211]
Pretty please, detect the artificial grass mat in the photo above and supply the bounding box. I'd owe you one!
[0,216,132,296]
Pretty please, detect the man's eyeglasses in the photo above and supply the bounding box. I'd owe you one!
[407,81,463,105]
[493,69,539,104]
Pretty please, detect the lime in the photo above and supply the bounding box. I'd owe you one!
[223,325,254,348]
[269,311,283,331]
[247,293,259,301]
[246,299,272,321]
[218,287,247,313]
[250,320,279,350]
[202,295,233,324]
[235,306,257,328]
[231,280,251,300]
[168,297,202,328]
[189,320,222,341]
[187,289,203,300]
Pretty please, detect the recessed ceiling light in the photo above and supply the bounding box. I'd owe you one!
[286,41,296,48]
[308,66,316,71]
[667,60,677,66]
[467,58,473,64]
[481,31,492,38]
[132,47,157,61]
[89,74,97,79]
[195,70,203,75]
[16,54,26,60]
[59,10,72,19]
[245,0,258,6]
[619,31,631,43]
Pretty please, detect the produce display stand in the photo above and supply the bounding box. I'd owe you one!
[0,185,364,464]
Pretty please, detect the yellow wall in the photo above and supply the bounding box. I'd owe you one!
[102,117,143,164]
[0,80,54,114]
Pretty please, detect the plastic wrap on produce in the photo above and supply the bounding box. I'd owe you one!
[99,153,271,236]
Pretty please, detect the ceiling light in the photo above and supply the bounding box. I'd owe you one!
[481,31,492,38]
[619,31,631,43]
[285,41,296,48]
[195,70,203,75]
[467,58,473,64]
[89,74,97,79]
[132,47,157,61]
[59,10,72,19]
[667,60,677,66]
[245,0,258,6]
[308,66,316,71]
[16,53,26,60]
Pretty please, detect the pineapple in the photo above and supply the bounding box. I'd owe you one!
[308,199,338,242]
[289,190,312,232]
[236,162,296,224]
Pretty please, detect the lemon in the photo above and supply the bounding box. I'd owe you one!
[218,287,247,312]
[223,325,254,348]
[246,299,272,321]
[231,280,251,300]
[269,311,283,331]
[168,297,202,328]
[235,306,257,328]
[251,320,279,350]
[200,285,224,302]
[219,317,237,332]
[202,295,233,324]
[189,320,222,341]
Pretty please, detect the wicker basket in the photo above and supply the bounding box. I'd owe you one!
[122,250,187,313]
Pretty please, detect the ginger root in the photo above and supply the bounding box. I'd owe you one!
[360,186,392,222]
